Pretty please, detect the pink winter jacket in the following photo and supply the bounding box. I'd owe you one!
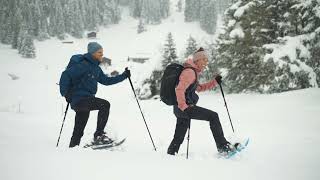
[176,58,218,111]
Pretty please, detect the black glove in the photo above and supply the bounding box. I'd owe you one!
[65,96,72,103]
[215,75,222,85]
[64,90,72,103]
[123,68,131,78]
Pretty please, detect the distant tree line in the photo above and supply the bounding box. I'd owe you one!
[0,0,121,58]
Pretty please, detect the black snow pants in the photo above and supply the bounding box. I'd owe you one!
[69,97,110,147]
[167,105,228,155]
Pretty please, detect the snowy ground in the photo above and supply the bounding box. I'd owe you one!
[1,5,320,180]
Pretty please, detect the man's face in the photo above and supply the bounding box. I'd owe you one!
[92,48,104,62]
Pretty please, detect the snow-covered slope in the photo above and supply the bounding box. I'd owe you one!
[1,5,320,180]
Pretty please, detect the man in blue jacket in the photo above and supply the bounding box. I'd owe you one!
[59,42,130,148]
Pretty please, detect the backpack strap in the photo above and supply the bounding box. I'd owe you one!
[182,67,198,84]
[82,55,90,65]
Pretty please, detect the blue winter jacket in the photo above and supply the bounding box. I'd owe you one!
[59,53,127,108]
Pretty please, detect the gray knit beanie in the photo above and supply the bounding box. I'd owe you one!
[88,42,103,54]
[193,47,208,62]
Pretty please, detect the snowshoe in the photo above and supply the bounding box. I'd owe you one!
[218,142,237,158]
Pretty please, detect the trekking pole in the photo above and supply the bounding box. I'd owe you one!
[186,120,191,159]
[56,102,69,147]
[126,68,157,151]
[218,83,235,133]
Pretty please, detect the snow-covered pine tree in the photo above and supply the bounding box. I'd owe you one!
[101,0,121,25]
[78,0,89,29]
[141,0,150,23]
[129,0,142,18]
[51,0,65,39]
[216,0,233,14]
[205,43,220,81]
[185,35,197,58]
[11,7,23,49]
[160,0,170,18]
[215,0,277,93]
[184,0,199,22]
[310,36,320,87]
[293,0,320,87]
[101,0,112,26]
[162,32,178,69]
[20,34,36,59]
[18,23,28,54]
[310,42,320,86]
[111,1,122,24]
[199,0,218,34]
[64,0,73,35]
[37,0,50,40]
[137,19,146,34]
[0,0,5,41]
[67,0,84,38]
[0,0,13,45]
[185,0,218,34]
[119,0,130,6]
[128,0,169,24]
[177,0,183,12]
[141,0,162,24]
[29,0,42,38]
[215,0,319,93]
[87,0,100,30]
[265,0,320,91]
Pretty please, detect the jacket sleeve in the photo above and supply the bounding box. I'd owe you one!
[59,71,71,97]
[98,68,127,85]
[196,79,218,92]
[175,69,197,111]
[59,64,87,97]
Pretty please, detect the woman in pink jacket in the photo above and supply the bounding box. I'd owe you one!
[167,48,232,155]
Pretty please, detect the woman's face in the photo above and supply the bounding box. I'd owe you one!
[195,57,208,71]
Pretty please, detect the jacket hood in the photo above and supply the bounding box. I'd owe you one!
[183,58,201,73]
[84,53,100,66]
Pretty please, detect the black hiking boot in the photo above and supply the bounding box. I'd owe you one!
[93,132,114,145]
[217,142,235,155]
